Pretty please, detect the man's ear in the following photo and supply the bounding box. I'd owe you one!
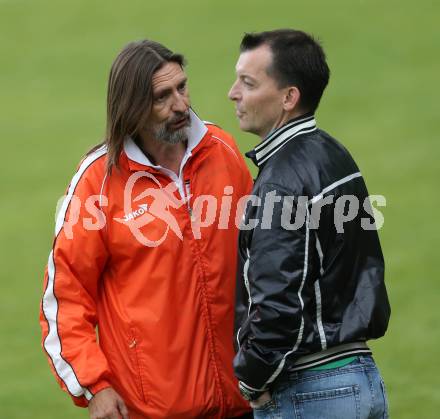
[283,86,301,112]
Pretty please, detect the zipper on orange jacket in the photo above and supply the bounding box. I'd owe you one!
[181,161,227,416]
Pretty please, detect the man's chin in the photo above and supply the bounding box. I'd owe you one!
[159,127,188,144]
[238,120,252,133]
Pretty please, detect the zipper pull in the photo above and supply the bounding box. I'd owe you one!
[129,339,137,349]
[188,207,197,222]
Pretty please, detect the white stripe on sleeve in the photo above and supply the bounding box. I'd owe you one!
[42,146,107,399]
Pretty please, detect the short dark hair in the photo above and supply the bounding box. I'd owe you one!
[104,40,185,171]
[240,29,330,113]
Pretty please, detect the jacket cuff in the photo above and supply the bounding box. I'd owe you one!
[234,348,274,391]
[88,380,112,400]
[70,380,112,407]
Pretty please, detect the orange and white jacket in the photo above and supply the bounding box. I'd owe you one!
[40,111,253,418]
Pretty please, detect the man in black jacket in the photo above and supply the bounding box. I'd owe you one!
[229,29,390,418]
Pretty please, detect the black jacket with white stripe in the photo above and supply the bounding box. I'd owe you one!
[234,114,390,391]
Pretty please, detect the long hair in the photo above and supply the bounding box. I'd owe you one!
[94,40,185,172]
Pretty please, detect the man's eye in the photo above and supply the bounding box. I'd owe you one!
[243,80,254,88]
[178,83,187,92]
[154,94,167,103]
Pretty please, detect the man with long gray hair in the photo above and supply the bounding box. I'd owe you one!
[40,39,253,419]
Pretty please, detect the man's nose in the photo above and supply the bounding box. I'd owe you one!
[172,92,189,113]
[228,80,240,101]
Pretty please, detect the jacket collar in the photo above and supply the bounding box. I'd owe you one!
[246,113,317,167]
[124,108,208,170]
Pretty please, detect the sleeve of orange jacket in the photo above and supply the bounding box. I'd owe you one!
[40,153,112,407]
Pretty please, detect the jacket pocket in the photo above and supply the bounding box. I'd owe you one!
[128,329,149,403]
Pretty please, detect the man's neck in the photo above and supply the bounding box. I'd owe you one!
[136,135,187,176]
[260,109,306,140]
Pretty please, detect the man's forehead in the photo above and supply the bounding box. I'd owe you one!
[236,45,273,75]
[152,62,186,89]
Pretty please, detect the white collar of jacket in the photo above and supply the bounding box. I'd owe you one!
[123,108,208,167]
[246,113,317,167]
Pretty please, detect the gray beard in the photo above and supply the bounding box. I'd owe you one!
[152,118,191,145]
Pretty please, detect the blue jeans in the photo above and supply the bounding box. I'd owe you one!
[253,356,388,419]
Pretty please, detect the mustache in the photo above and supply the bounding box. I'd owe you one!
[167,112,190,125]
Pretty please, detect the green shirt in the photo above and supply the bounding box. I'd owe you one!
[308,356,357,371]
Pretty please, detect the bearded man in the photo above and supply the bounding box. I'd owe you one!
[40,39,253,419]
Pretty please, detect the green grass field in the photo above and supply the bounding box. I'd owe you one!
[1,0,438,417]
